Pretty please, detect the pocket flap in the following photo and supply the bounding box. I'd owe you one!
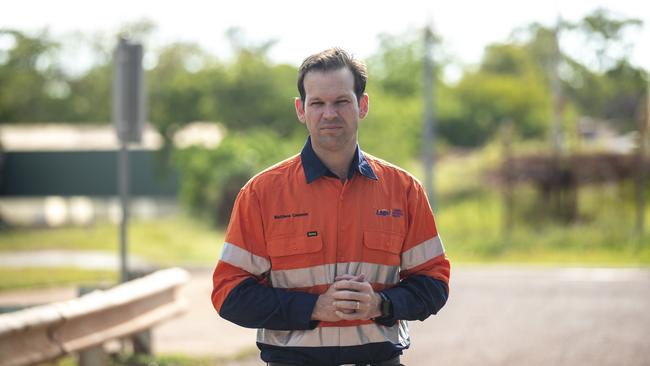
[363,231,404,255]
[267,235,323,257]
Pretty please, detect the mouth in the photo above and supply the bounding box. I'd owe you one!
[320,124,343,131]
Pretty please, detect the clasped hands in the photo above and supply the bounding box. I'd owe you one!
[311,274,382,322]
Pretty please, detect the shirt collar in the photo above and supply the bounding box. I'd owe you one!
[300,137,378,184]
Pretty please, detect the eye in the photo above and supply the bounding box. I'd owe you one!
[310,101,324,106]
[336,100,350,105]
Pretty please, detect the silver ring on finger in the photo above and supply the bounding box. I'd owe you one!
[355,301,360,310]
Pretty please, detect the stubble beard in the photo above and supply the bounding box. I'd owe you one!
[314,129,357,153]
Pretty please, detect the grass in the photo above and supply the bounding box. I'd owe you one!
[0,267,117,291]
[438,188,650,265]
[0,215,224,290]
[0,215,224,266]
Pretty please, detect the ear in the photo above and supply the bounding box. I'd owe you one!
[358,93,369,119]
[295,97,306,123]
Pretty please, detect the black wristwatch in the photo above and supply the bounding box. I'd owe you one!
[378,292,392,318]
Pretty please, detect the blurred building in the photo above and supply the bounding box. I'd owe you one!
[577,117,637,154]
[0,122,223,226]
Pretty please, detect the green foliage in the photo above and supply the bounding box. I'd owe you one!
[368,32,424,97]
[0,29,65,122]
[212,50,298,136]
[2,9,647,145]
[564,59,647,131]
[433,143,650,265]
[173,129,302,226]
[146,42,300,140]
[576,8,643,71]
[147,42,216,136]
[359,86,421,164]
[452,63,551,144]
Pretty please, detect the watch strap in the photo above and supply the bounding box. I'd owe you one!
[378,291,392,318]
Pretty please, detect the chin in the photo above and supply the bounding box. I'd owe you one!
[315,137,349,151]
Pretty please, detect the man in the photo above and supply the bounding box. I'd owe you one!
[212,48,450,366]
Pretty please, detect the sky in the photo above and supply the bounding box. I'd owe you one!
[1,0,649,75]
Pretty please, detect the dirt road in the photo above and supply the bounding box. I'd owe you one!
[2,266,648,365]
[155,267,650,366]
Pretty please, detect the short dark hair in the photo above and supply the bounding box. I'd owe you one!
[297,48,367,104]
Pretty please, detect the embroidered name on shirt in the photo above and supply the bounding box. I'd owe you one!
[307,231,318,237]
[376,208,403,218]
[274,212,309,219]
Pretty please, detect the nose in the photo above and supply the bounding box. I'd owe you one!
[323,104,337,120]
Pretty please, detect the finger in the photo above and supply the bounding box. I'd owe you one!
[332,290,369,301]
[334,300,360,310]
[335,310,364,320]
[334,280,372,292]
[335,273,366,282]
[334,274,357,281]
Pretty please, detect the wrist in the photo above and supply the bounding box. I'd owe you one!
[311,294,325,321]
[376,291,393,320]
[369,293,382,319]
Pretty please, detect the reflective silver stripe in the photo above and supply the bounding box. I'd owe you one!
[257,321,410,348]
[220,242,270,276]
[269,262,400,289]
[401,236,445,270]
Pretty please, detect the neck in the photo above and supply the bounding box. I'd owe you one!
[312,140,357,181]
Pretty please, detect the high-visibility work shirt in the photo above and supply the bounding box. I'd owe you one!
[212,138,451,366]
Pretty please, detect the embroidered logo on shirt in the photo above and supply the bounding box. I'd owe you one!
[274,212,309,220]
[376,208,403,218]
[307,231,318,237]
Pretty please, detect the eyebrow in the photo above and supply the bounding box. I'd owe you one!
[308,94,353,101]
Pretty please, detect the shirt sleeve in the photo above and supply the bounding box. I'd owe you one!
[376,179,451,326]
[211,185,319,330]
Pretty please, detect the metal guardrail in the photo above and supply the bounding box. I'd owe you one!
[0,267,189,366]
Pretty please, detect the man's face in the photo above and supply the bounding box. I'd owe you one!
[295,68,369,153]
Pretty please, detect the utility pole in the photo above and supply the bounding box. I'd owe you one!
[550,18,564,157]
[422,23,436,207]
[636,82,649,235]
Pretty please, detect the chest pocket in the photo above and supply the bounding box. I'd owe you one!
[363,231,404,255]
[267,235,323,257]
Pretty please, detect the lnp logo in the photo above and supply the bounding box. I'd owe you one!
[376,208,403,218]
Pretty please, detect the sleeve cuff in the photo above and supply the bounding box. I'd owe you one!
[289,292,320,330]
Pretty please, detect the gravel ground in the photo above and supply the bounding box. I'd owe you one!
[2,266,648,366]
[158,267,650,366]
